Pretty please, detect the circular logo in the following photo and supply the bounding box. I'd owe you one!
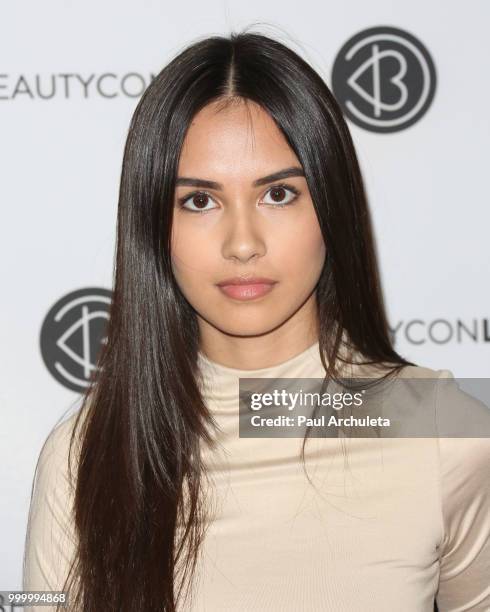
[331,26,437,133]
[40,287,112,393]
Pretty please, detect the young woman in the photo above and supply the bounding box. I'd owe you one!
[23,31,490,611]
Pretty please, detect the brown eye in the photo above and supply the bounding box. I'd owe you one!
[179,191,218,213]
[192,194,209,208]
[262,184,299,207]
[270,187,286,202]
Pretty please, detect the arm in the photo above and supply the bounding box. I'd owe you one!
[23,414,80,610]
[435,371,490,611]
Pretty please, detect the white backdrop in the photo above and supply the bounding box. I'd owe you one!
[1,0,489,591]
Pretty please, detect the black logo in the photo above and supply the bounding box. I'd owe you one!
[332,26,437,133]
[40,288,112,393]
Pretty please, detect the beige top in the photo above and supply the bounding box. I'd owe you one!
[23,341,490,611]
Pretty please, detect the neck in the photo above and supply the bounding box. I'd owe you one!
[198,324,319,371]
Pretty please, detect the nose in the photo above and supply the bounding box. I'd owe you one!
[221,204,266,264]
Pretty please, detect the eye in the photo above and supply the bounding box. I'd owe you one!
[178,191,218,214]
[261,183,300,207]
[177,183,300,214]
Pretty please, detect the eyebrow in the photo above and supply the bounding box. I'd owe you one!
[175,166,305,190]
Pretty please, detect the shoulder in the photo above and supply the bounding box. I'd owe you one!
[435,362,490,498]
[27,406,87,533]
[392,365,490,492]
[396,364,490,436]
[375,364,490,475]
[395,363,450,380]
[36,409,85,487]
[23,407,88,591]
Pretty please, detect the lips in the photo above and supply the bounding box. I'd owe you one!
[216,276,278,301]
[216,276,277,287]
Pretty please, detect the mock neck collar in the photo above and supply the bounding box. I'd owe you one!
[196,341,326,412]
[197,340,322,377]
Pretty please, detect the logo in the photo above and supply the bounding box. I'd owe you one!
[332,26,437,133]
[40,288,112,393]
[391,318,490,345]
[0,72,155,101]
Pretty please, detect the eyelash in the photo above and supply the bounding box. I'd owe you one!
[177,183,301,214]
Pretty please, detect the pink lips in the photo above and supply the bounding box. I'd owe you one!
[216,277,278,301]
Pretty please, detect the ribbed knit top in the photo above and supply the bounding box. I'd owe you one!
[23,341,490,611]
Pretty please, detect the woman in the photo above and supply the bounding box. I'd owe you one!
[23,30,490,611]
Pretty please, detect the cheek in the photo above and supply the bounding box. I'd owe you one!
[170,221,216,290]
[272,215,326,282]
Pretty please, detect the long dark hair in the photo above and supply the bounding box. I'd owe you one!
[61,28,415,611]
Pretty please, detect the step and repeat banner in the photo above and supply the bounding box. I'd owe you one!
[1,0,489,590]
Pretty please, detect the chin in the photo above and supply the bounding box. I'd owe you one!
[204,311,286,338]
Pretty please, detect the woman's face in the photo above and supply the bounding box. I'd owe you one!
[171,99,326,342]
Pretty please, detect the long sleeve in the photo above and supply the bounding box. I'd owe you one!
[435,370,490,611]
[23,413,80,609]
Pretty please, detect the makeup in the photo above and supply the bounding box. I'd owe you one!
[216,277,277,301]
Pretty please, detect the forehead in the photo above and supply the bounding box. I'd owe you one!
[177,99,300,179]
